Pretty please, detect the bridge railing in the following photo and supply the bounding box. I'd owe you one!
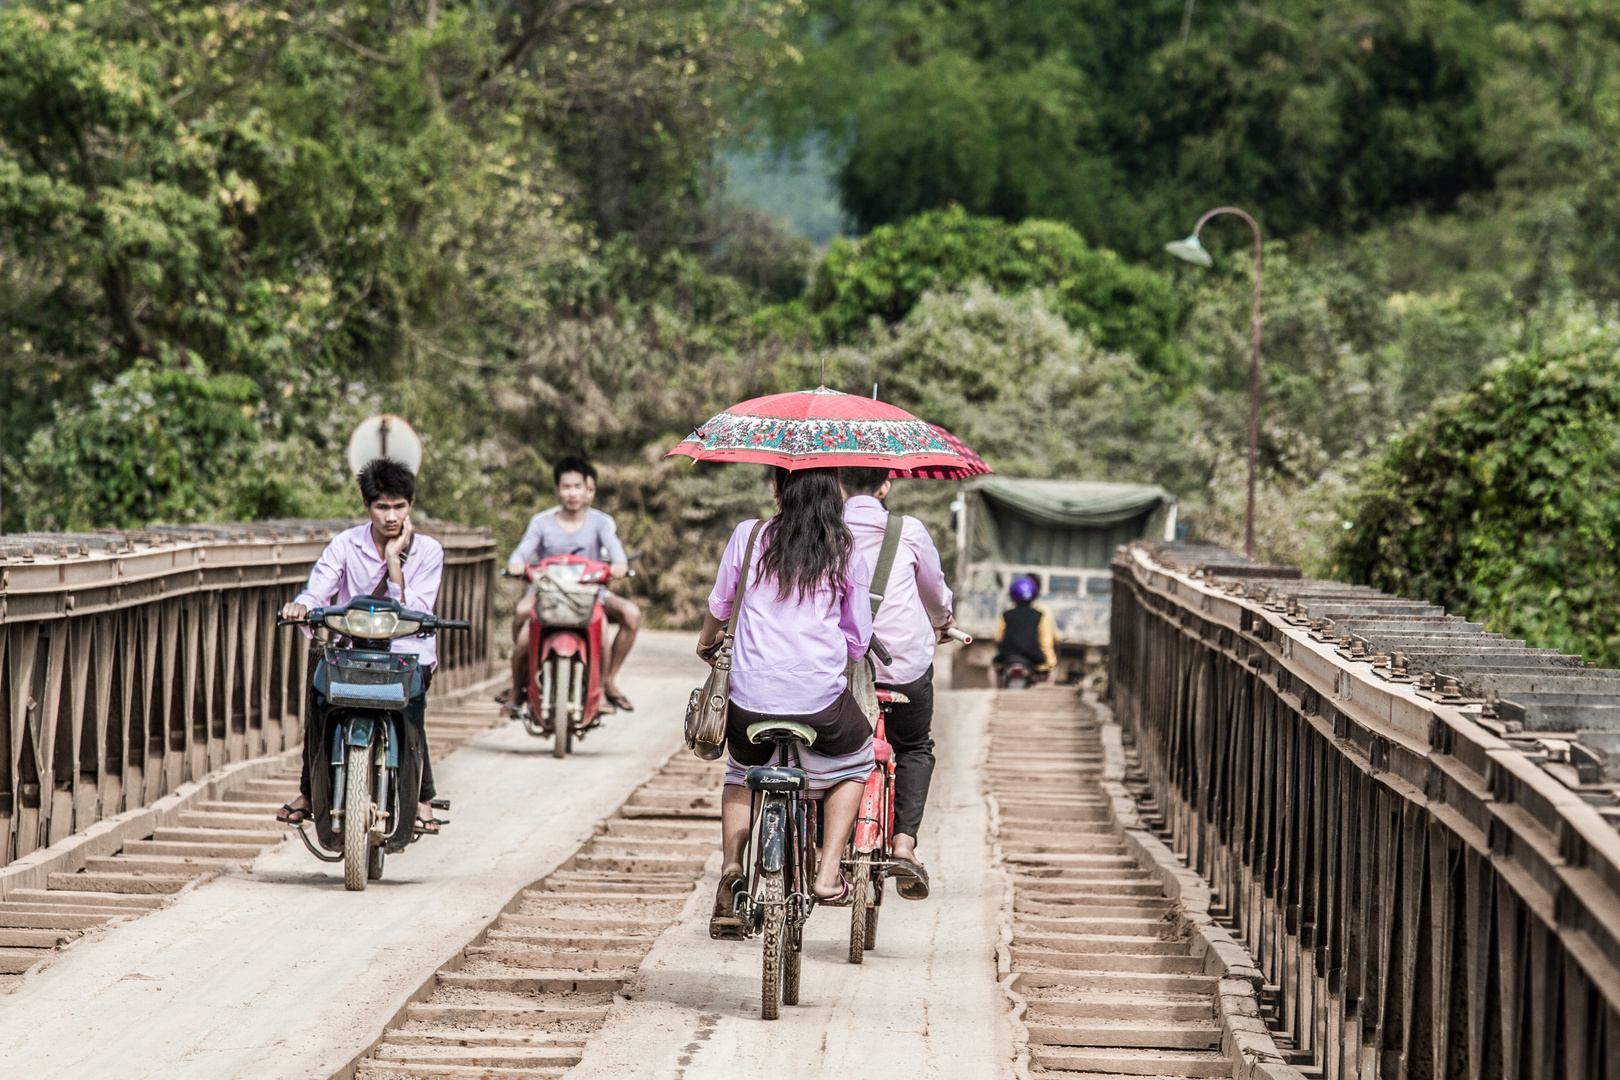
[0,521,495,866]
[1109,541,1620,1080]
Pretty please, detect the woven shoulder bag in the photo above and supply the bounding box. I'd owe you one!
[685,519,767,760]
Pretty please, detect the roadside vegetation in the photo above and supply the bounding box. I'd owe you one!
[4,0,1620,655]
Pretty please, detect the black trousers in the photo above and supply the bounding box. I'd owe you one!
[300,666,435,803]
[876,665,936,839]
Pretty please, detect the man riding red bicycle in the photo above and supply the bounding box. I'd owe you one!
[839,466,955,900]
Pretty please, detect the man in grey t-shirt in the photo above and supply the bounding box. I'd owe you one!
[506,456,641,712]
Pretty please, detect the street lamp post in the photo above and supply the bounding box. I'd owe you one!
[1165,207,1263,561]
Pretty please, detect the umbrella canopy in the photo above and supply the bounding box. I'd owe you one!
[667,387,986,474]
[888,424,992,480]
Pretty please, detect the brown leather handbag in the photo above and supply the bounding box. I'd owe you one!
[685,519,767,760]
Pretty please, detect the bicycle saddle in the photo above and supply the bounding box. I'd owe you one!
[746,719,817,746]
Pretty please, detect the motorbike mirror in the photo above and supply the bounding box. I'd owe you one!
[347,414,423,476]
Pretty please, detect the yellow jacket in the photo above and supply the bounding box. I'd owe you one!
[995,603,1057,671]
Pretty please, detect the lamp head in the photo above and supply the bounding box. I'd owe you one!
[1164,233,1214,267]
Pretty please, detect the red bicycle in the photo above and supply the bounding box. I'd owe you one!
[844,687,905,964]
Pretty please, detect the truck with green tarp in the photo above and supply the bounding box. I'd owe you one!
[952,478,1177,684]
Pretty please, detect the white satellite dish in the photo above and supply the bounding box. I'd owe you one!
[347,414,424,476]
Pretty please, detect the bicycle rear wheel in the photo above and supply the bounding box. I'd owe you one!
[847,853,872,964]
[760,869,785,1020]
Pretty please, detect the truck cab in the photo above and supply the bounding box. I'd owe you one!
[952,479,1177,686]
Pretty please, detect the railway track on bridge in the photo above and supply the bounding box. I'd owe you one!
[0,689,508,985]
[349,747,722,1078]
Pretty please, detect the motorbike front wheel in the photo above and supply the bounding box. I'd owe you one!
[344,744,373,891]
[548,656,573,759]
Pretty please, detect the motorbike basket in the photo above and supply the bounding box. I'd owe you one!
[535,576,598,628]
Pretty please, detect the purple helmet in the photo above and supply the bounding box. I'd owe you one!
[1009,575,1039,604]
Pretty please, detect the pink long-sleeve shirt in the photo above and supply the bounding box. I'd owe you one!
[843,495,954,685]
[708,519,872,715]
[293,524,446,669]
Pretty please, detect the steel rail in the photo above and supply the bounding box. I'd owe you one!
[1109,541,1620,1080]
[0,520,495,867]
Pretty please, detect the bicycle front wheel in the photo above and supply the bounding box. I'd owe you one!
[760,868,785,1020]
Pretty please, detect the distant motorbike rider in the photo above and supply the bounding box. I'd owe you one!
[995,575,1056,682]
[276,459,447,833]
[505,456,640,714]
[839,466,955,901]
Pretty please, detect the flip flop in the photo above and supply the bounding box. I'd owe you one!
[813,874,855,907]
[891,856,930,900]
[710,869,747,940]
[276,802,311,825]
[604,689,634,713]
[415,815,448,835]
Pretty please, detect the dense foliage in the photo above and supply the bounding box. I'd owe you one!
[784,208,1183,377]
[1336,309,1620,665]
[3,0,1620,655]
[23,362,258,527]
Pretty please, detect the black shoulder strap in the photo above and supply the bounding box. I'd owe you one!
[868,512,904,618]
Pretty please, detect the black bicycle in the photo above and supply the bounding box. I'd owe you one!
[731,721,820,1021]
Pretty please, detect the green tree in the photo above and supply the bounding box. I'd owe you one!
[779,207,1183,376]
[765,0,1502,258]
[23,361,258,529]
[1337,307,1620,665]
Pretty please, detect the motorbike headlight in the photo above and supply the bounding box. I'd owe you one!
[323,612,351,635]
[549,563,586,584]
[389,619,423,638]
[343,608,399,638]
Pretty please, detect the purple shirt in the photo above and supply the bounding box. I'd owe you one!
[844,496,954,685]
[708,519,872,715]
[293,524,446,669]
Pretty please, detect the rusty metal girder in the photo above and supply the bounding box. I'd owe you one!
[1110,541,1620,1080]
[0,520,496,867]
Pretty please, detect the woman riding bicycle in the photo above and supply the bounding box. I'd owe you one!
[696,467,875,937]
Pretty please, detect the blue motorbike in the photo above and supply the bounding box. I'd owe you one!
[279,597,469,890]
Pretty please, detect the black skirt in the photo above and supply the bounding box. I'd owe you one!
[726,690,872,768]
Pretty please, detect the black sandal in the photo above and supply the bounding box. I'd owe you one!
[415,815,447,835]
[891,856,930,900]
[604,689,634,713]
[276,802,311,825]
[710,869,747,940]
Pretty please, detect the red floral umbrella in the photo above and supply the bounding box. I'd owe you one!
[667,387,990,476]
[888,424,992,480]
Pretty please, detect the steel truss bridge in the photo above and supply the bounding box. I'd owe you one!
[1111,540,1620,1080]
[0,522,495,869]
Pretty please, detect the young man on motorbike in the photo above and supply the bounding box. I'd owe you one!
[505,456,640,713]
[276,458,447,832]
[995,575,1057,683]
[839,466,955,901]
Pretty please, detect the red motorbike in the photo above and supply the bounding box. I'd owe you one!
[514,554,609,758]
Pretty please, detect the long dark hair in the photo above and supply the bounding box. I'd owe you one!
[757,467,853,602]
